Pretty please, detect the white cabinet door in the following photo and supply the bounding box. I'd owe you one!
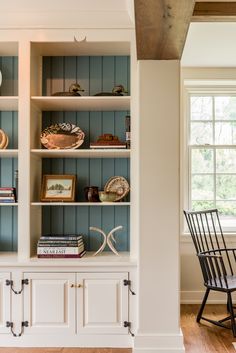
[0,272,11,333]
[23,272,75,334]
[77,272,128,334]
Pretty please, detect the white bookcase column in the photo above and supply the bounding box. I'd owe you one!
[18,40,31,260]
[135,61,184,353]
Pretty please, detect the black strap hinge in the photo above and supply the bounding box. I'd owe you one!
[124,321,135,336]
[123,279,136,295]
[6,279,29,294]
[6,321,29,337]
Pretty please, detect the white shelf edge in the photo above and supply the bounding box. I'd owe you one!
[0,252,137,267]
[0,203,18,206]
[31,96,130,111]
[0,149,18,158]
[0,96,18,111]
[31,149,130,158]
[31,202,130,206]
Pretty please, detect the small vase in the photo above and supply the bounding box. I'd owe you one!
[84,186,100,202]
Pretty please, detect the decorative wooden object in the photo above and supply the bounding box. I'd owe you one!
[89,226,123,256]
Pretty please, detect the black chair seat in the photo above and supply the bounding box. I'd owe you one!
[207,275,236,290]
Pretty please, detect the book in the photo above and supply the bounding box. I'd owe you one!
[90,144,127,149]
[37,251,86,259]
[40,235,83,241]
[125,115,131,149]
[37,245,84,255]
[37,241,84,247]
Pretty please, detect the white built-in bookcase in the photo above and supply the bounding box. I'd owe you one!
[0,29,139,264]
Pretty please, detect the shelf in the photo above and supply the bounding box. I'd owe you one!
[0,203,18,206]
[0,97,18,110]
[31,202,130,206]
[31,149,130,158]
[31,96,130,111]
[0,252,137,268]
[0,149,18,158]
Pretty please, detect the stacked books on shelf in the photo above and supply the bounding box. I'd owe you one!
[37,234,86,258]
[0,187,16,203]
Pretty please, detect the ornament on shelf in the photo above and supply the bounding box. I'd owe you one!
[94,84,128,96]
[52,83,84,96]
[90,133,126,149]
[0,129,8,149]
[89,225,123,256]
[41,123,85,150]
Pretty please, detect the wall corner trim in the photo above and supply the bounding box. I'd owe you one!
[133,332,185,353]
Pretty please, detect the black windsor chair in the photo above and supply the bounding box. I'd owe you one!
[184,208,236,336]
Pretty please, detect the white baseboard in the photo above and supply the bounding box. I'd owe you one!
[180,290,236,304]
[133,331,185,353]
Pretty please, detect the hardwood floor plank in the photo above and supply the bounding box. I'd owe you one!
[181,304,236,353]
[0,349,130,353]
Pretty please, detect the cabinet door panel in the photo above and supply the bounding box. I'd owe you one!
[0,272,11,333]
[23,272,75,334]
[77,272,128,334]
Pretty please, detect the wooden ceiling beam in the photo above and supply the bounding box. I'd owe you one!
[193,2,236,22]
[134,0,196,60]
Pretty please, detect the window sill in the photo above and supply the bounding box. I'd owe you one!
[181,233,236,243]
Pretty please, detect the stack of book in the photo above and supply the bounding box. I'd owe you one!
[0,187,16,203]
[37,234,86,258]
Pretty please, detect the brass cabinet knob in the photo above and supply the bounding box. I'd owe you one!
[77,284,83,288]
[70,284,75,288]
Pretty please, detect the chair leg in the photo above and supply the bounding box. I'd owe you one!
[227,292,236,337]
[197,288,210,323]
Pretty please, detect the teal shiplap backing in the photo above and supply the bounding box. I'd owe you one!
[0,57,18,96]
[42,56,130,96]
[0,111,18,148]
[41,56,130,252]
[0,56,18,252]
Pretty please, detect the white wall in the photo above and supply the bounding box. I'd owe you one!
[135,60,184,353]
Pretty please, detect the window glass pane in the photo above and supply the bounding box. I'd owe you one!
[216,201,236,229]
[215,96,236,120]
[216,149,236,173]
[192,175,214,200]
[216,175,236,200]
[190,96,212,120]
[191,149,214,173]
[191,122,213,145]
[192,201,214,211]
[215,122,236,144]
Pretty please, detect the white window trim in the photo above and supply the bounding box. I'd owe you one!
[180,81,236,237]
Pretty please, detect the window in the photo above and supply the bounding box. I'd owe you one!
[188,94,236,231]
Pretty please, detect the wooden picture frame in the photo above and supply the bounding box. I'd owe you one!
[41,175,76,202]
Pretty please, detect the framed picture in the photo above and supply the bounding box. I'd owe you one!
[41,175,76,202]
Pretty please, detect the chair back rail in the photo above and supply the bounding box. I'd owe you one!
[184,209,235,288]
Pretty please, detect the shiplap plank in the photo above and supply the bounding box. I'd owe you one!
[43,57,52,96]
[64,56,77,93]
[51,57,64,96]
[102,57,115,92]
[77,57,90,96]
[115,207,129,251]
[102,111,115,135]
[89,206,102,251]
[89,57,102,96]
[115,57,129,93]
[0,57,18,96]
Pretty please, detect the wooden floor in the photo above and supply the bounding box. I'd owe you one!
[1,306,236,353]
[181,304,236,353]
[0,349,131,353]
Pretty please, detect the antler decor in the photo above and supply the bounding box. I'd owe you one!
[89,226,123,256]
